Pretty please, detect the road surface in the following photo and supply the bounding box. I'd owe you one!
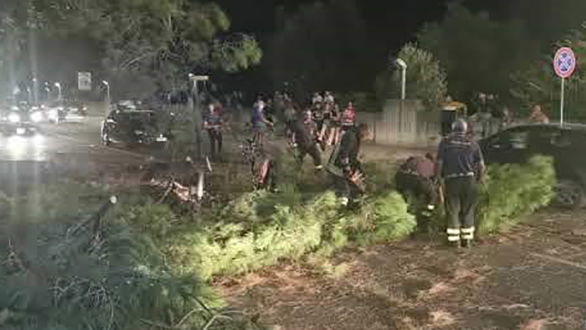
[0,116,150,190]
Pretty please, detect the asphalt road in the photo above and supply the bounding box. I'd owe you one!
[0,116,151,190]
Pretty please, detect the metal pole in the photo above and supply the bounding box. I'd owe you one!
[401,68,406,100]
[55,83,62,101]
[560,77,565,126]
[194,81,202,159]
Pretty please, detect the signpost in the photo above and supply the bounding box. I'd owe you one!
[78,72,92,91]
[553,47,577,125]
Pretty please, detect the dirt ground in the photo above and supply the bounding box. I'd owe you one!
[217,210,586,330]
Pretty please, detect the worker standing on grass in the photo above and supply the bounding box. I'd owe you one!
[327,123,371,207]
[435,119,485,248]
[203,103,223,159]
[290,110,323,170]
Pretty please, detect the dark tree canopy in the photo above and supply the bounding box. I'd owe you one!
[0,0,262,99]
[266,0,372,95]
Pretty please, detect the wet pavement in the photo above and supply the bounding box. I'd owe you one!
[0,116,150,189]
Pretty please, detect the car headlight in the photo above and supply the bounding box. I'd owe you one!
[8,113,20,123]
[31,111,43,123]
[48,109,59,120]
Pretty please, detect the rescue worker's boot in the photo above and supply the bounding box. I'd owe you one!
[460,227,475,249]
[447,228,461,249]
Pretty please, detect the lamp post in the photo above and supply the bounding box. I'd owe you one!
[188,74,210,159]
[54,82,62,101]
[102,80,110,116]
[395,58,407,100]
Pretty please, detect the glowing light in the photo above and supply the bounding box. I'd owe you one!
[8,113,20,123]
[48,109,59,121]
[31,111,43,123]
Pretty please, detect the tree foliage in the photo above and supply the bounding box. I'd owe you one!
[511,26,586,119]
[417,3,539,102]
[0,183,258,329]
[0,0,262,98]
[266,0,371,94]
[476,155,555,234]
[374,43,448,108]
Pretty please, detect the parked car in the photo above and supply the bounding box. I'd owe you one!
[480,123,586,208]
[101,109,169,146]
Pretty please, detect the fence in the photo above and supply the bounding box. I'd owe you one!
[356,99,441,147]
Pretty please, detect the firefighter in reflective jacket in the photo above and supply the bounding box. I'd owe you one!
[327,123,370,206]
[436,119,485,248]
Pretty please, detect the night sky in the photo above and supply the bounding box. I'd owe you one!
[217,0,510,50]
[214,0,512,92]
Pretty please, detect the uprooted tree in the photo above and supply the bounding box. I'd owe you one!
[0,183,260,330]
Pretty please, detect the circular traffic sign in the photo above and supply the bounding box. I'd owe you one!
[553,47,576,79]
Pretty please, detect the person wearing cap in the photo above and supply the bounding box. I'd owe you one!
[435,119,485,248]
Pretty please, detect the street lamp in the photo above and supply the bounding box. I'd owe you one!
[102,80,110,103]
[395,58,407,100]
[54,82,62,101]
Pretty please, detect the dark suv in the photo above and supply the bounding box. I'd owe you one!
[480,124,586,208]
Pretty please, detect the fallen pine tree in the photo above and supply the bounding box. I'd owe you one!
[0,183,261,330]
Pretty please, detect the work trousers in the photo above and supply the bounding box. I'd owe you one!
[444,176,477,242]
[298,143,322,168]
[333,174,362,202]
[207,129,223,157]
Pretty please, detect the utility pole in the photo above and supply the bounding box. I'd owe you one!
[189,74,209,160]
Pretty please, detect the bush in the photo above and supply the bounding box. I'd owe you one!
[344,191,417,246]
[476,155,555,233]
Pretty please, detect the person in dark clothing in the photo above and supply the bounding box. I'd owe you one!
[396,153,438,232]
[436,119,485,248]
[327,124,371,206]
[204,103,223,158]
[290,113,323,169]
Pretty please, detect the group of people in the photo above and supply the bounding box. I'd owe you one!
[241,91,370,206]
[204,90,488,248]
